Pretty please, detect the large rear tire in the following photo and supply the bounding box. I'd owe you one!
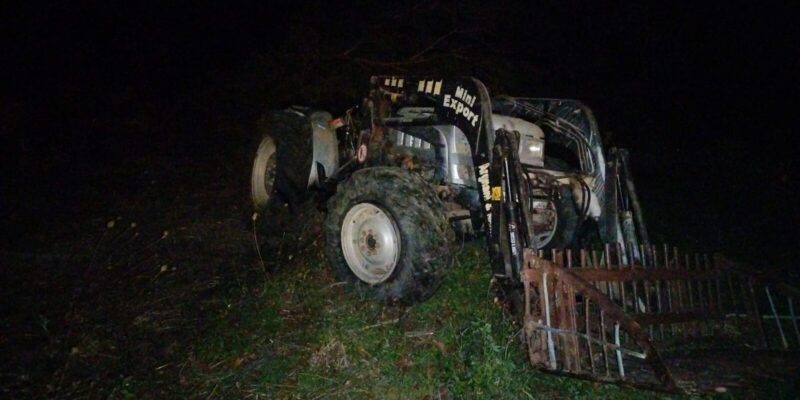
[324,167,454,304]
[251,134,279,211]
[250,111,314,225]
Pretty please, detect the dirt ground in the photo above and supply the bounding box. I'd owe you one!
[1,150,309,398]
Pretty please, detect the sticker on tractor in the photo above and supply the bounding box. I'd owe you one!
[384,77,405,88]
[478,163,492,231]
[443,86,480,127]
[417,79,442,95]
[491,186,502,201]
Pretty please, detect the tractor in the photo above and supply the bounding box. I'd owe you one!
[249,77,800,393]
[250,76,648,304]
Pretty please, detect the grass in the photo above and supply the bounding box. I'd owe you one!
[176,238,686,399]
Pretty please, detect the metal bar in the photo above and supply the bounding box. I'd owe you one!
[625,242,633,266]
[674,250,685,311]
[618,243,628,313]
[523,262,531,317]
[640,244,647,268]
[663,245,676,337]
[569,285,581,372]
[747,278,768,348]
[600,310,609,377]
[632,264,640,313]
[693,254,702,307]
[698,254,708,309]
[635,311,726,326]
[673,247,679,269]
[526,322,647,359]
[765,287,789,349]
[737,275,750,337]
[761,315,800,320]
[619,151,650,246]
[568,268,719,282]
[523,262,540,367]
[643,277,652,336]
[605,244,614,304]
[591,250,606,294]
[592,249,606,295]
[709,254,722,313]
[702,254,713,335]
[705,254,717,336]
[691,253,703,336]
[585,298,596,374]
[556,278,569,370]
[634,280,653,312]
[615,323,625,379]
[653,245,665,339]
[675,247,688,337]
[789,297,800,347]
[542,272,557,369]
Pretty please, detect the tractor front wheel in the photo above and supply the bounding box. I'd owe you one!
[324,167,453,304]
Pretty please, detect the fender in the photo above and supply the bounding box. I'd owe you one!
[307,111,339,188]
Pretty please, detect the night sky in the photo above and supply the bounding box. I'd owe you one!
[3,1,798,270]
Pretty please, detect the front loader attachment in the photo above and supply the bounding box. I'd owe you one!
[519,245,800,393]
[485,120,797,393]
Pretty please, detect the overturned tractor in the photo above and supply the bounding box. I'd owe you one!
[249,76,799,393]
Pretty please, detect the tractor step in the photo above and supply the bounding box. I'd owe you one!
[518,245,800,393]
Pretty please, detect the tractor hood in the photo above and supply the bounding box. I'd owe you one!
[492,97,604,175]
[371,76,495,163]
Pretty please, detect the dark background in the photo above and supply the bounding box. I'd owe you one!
[2,1,798,271]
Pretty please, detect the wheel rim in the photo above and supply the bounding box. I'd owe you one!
[251,136,277,210]
[341,203,401,284]
[531,199,558,248]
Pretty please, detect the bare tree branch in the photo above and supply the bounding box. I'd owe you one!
[341,38,365,56]
[338,30,462,69]
[409,29,458,61]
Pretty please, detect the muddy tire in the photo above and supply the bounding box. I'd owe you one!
[250,110,313,224]
[324,167,454,304]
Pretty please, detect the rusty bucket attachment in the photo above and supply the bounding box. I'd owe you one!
[519,245,800,393]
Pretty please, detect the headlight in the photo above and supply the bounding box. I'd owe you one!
[518,132,544,166]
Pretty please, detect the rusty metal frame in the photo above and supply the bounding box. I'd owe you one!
[518,245,800,393]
